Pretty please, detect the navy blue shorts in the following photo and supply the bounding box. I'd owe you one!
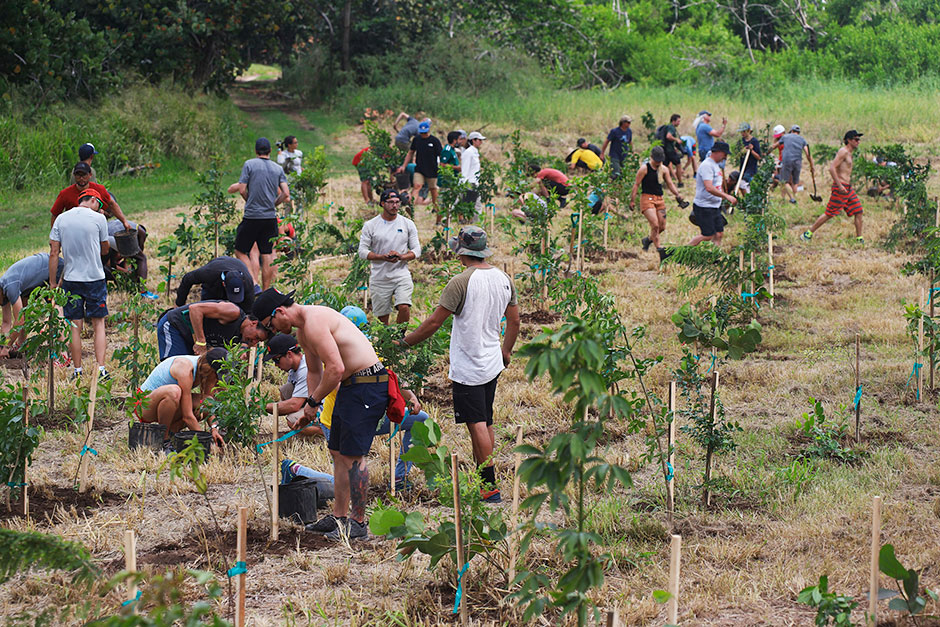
[62,279,108,320]
[157,313,190,359]
[453,374,499,426]
[328,368,389,456]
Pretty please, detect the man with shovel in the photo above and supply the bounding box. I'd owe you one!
[801,130,864,243]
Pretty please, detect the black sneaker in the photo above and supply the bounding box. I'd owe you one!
[658,247,673,262]
[641,237,652,252]
[325,517,368,541]
[677,199,690,209]
[306,514,342,534]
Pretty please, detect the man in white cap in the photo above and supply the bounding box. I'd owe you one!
[400,226,520,503]
[460,131,486,216]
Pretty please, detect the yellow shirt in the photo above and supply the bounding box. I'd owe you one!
[318,389,336,429]
[569,148,602,170]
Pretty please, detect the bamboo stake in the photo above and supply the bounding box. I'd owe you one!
[919,287,925,400]
[508,425,523,587]
[235,506,247,627]
[667,381,677,527]
[749,251,755,295]
[79,368,100,494]
[47,308,55,412]
[389,428,396,497]
[733,151,750,197]
[451,453,468,626]
[576,210,584,273]
[124,530,138,612]
[540,236,548,301]
[166,257,173,307]
[254,348,264,384]
[703,370,719,508]
[855,333,861,442]
[603,212,609,248]
[768,232,775,308]
[868,496,882,626]
[271,404,279,541]
[363,285,368,308]
[738,250,745,296]
[606,608,620,627]
[667,534,682,624]
[22,385,29,517]
[245,347,256,404]
[932,272,936,391]
[489,203,495,240]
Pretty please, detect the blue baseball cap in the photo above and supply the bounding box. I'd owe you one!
[418,120,431,133]
[340,305,368,329]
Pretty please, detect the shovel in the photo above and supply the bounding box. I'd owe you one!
[729,150,750,214]
[808,147,823,202]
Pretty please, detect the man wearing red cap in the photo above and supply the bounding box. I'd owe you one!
[49,188,112,381]
[51,162,131,230]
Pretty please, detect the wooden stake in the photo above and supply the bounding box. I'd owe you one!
[124,530,138,612]
[703,370,719,508]
[768,232,775,308]
[271,404,279,542]
[738,250,745,296]
[451,453,468,626]
[508,425,523,587]
[606,608,620,627]
[749,251,755,295]
[667,381,677,527]
[214,221,219,259]
[868,496,882,626]
[919,287,925,401]
[79,368,100,494]
[254,348,264,384]
[733,151,750,197]
[389,428,396,498]
[245,347,256,404]
[362,285,368,308]
[855,333,861,442]
[235,506,247,627]
[21,385,29,517]
[576,210,584,273]
[540,236,548,301]
[932,272,936,391]
[667,534,682,624]
[603,212,609,248]
[490,204,495,240]
[166,257,173,307]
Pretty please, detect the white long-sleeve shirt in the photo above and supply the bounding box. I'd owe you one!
[460,145,480,186]
[357,214,421,284]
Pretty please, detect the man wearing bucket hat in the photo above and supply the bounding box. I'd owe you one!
[253,288,388,541]
[399,226,520,503]
[51,162,131,231]
[358,189,421,325]
[175,256,256,314]
[49,188,112,381]
[398,119,442,208]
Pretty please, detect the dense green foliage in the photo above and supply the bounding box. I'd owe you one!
[0,528,99,585]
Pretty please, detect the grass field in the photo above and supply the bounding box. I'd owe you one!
[1,80,940,626]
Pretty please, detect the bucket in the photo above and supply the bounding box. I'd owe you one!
[128,422,166,451]
[278,478,319,524]
[172,430,213,461]
[114,228,141,257]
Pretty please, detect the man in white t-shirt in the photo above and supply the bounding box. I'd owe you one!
[49,188,111,381]
[688,141,737,247]
[460,131,485,216]
[357,189,421,324]
[400,226,520,503]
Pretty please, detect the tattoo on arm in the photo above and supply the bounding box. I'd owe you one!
[349,460,369,522]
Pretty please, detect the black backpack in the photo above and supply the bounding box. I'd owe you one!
[656,125,668,143]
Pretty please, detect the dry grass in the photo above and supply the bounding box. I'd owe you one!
[2,109,940,627]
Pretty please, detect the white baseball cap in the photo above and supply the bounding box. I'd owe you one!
[468,131,486,141]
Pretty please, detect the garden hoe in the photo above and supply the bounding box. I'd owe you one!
[808,147,823,202]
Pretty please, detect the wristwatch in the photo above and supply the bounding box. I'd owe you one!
[303,396,322,409]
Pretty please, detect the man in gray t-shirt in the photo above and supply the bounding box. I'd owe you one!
[393,111,423,152]
[777,125,814,204]
[227,137,290,290]
[0,253,64,356]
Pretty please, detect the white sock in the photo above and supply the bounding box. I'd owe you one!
[73,367,83,374]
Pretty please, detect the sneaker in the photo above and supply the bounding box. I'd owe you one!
[306,514,342,534]
[657,247,673,262]
[280,459,297,485]
[325,517,368,541]
[481,488,502,503]
[162,439,176,455]
[677,182,685,188]
[98,368,111,382]
[801,230,813,241]
[141,291,159,300]
[641,237,652,252]
[677,199,690,209]
[789,198,797,204]
[69,368,82,382]
[855,236,864,244]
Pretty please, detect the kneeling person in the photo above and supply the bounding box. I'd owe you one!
[265,333,331,440]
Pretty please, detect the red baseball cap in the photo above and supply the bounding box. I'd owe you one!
[78,188,104,207]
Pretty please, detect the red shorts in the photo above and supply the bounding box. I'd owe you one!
[826,185,863,217]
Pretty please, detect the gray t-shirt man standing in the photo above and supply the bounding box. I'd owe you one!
[227,137,290,291]
[358,189,421,325]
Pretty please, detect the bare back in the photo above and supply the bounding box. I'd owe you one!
[830,145,855,189]
[295,305,379,378]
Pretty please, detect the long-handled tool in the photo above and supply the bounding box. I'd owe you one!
[728,150,750,214]
[808,147,823,202]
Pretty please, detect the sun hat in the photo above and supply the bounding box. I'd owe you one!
[448,225,493,258]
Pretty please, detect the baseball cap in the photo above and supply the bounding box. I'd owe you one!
[772,124,785,137]
[699,110,711,116]
[711,141,731,155]
[844,130,864,141]
[577,138,587,147]
[456,129,467,138]
[737,122,751,132]
[448,225,492,258]
[220,270,246,304]
[252,288,295,320]
[650,146,665,162]
[380,188,401,203]
[619,115,632,124]
[255,137,271,153]
[73,161,92,175]
[263,333,297,361]
[468,131,486,141]
[78,188,104,206]
[204,347,229,372]
[78,143,97,160]
[418,120,431,133]
[340,305,368,329]
[790,125,801,132]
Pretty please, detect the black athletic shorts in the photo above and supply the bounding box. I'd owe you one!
[234,218,279,255]
[452,375,499,426]
[692,204,726,237]
[664,149,682,166]
[328,367,389,456]
[543,179,569,197]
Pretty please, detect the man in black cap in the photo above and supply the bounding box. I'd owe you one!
[688,141,737,247]
[51,162,131,230]
[264,332,330,439]
[156,300,270,359]
[802,130,864,243]
[175,256,255,313]
[399,226,520,503]
[227,138,291,290]
[69,143,98,184]
[254,288,387,541]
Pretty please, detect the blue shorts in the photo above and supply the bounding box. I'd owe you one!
[157,314,190,359]
[62,279,108,320]
[328,368,389,456]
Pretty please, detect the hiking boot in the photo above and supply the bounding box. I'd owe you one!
[658,247,673,262]
[306,514,342,534]
[481,488,502,504]
[641,237,652,252]
[325,517,368,541]
[789,198,797,204]
[801,230,813,242]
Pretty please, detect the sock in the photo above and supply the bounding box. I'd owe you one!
[479,466,497,490]
[73,367,83,374]
[98,365,107,373]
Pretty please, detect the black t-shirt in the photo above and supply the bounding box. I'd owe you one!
[411,134,443,178]
[741,137,761,176]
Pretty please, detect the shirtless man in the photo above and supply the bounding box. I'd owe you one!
[629,146,688,258]
[801,130,864,243]
[253,288,387,541]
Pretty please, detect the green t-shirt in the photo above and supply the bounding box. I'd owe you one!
[438,145,460,187]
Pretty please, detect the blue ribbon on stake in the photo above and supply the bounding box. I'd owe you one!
[741,291,761,309]
[227,561,247,578]
[255,429,301,454]
[927,287,940,305]
[80,445,98,457]
[121,589,142,607]
[853,384,863,409]
[384,409,409,444]
[905,363,923,400]
[666,462,674,483]
[453,561,470,614]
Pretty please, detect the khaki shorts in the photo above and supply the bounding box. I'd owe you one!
[640,194,666,213]
[370,275,414,317]
[413,172,438,189]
